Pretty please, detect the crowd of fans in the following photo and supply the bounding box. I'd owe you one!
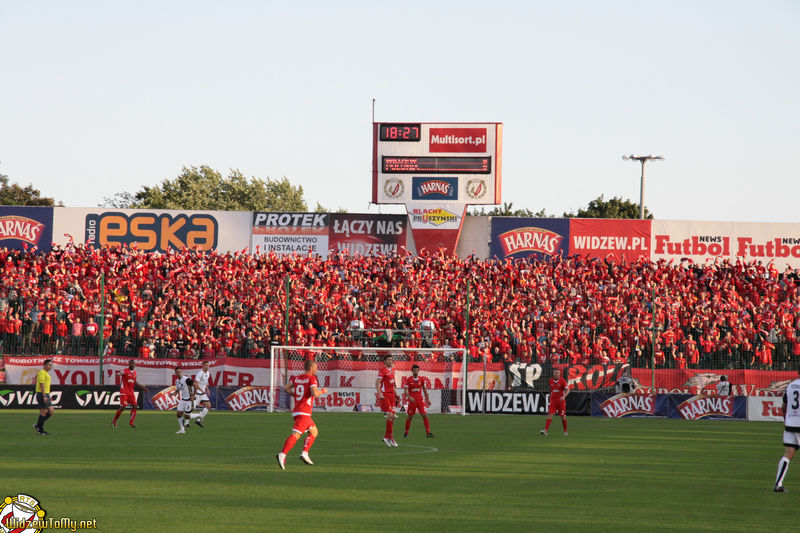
[1,243,799,370]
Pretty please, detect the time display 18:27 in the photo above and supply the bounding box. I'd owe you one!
[379,123,421,142]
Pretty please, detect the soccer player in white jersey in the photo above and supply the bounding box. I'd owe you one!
[174,367,200,435]
[189,361,212,428]
[775,367,800,492]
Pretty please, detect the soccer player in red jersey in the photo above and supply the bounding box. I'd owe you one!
[540,367,570,436]
[404,364,433,438]
[276,359,328,470]
[112,359,146,428]
[377,355,399,447]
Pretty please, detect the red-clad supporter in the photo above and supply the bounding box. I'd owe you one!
[0,244,799,372]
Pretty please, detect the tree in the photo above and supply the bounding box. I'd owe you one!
[102,165,310,211]
[469,202,554,217]
[564,195,652,219]
[0,172,59,206]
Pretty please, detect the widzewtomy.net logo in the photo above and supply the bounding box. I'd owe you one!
[0,494,97,532]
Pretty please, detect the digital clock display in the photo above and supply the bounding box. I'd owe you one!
[382,156,491,174]
[379,123,421,142]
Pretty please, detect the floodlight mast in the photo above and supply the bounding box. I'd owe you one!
[622,154,665,219]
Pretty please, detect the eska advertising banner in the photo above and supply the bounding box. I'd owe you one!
[52,208,250,253]
[251,212,329,258]
[0,206,54,252]
[490,218,569,260]
[569,219,650,262]
[328,213,407,256]
[651,220,800,268]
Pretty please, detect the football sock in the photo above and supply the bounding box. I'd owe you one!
[405,416,413,434]
[177,418,184,430]
[189,413,200,420]
[113,409,123,423]
[130,409,137,424]
[36,414,45,429]
[562,418,568,432]
[385,420,394,439]
[200,407,209,419]
[544,419,552,431]
[302,434,316,453]
[184,417,191,427]
[776,457,790,487]
[423,417,431,433]
[281,433,300,455]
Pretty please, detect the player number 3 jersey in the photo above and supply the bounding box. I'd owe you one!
[784,378,800,431]
[291,373,318,417]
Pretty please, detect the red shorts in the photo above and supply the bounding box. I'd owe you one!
[291,414,315,434]
[119,391,137,408]
[407,398,427,416]
[548,397,566,416]
[380,395,396,414]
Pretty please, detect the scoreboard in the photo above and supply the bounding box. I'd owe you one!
[372,122,502,205]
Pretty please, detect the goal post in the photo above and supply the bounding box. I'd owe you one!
[269,346,467,415]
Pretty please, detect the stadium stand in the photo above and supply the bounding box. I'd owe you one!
[0,243,798,371]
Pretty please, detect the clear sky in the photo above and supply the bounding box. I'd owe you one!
[1,1,798,221]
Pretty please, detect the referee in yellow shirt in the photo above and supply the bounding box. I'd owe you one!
[34,359,55,435]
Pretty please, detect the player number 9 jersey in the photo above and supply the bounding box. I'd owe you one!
[291,373,318,417]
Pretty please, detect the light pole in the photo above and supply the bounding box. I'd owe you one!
[623,154,664,219]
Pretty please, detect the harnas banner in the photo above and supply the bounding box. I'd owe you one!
[490,218,569,260]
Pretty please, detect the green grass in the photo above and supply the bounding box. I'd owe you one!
[1,411,798,532]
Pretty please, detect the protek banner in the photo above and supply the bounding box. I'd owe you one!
[251,212,329,258]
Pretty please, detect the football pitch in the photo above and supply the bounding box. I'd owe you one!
[2,411,797,532]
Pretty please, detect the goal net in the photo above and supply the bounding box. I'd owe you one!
[269,346,467,415]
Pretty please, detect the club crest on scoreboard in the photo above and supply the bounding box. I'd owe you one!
[383,179,404,199]
[466,178,487,200]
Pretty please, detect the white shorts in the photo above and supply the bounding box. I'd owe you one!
[783,431,800,449]
[177,399,194,413]
[196,394,210,403]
